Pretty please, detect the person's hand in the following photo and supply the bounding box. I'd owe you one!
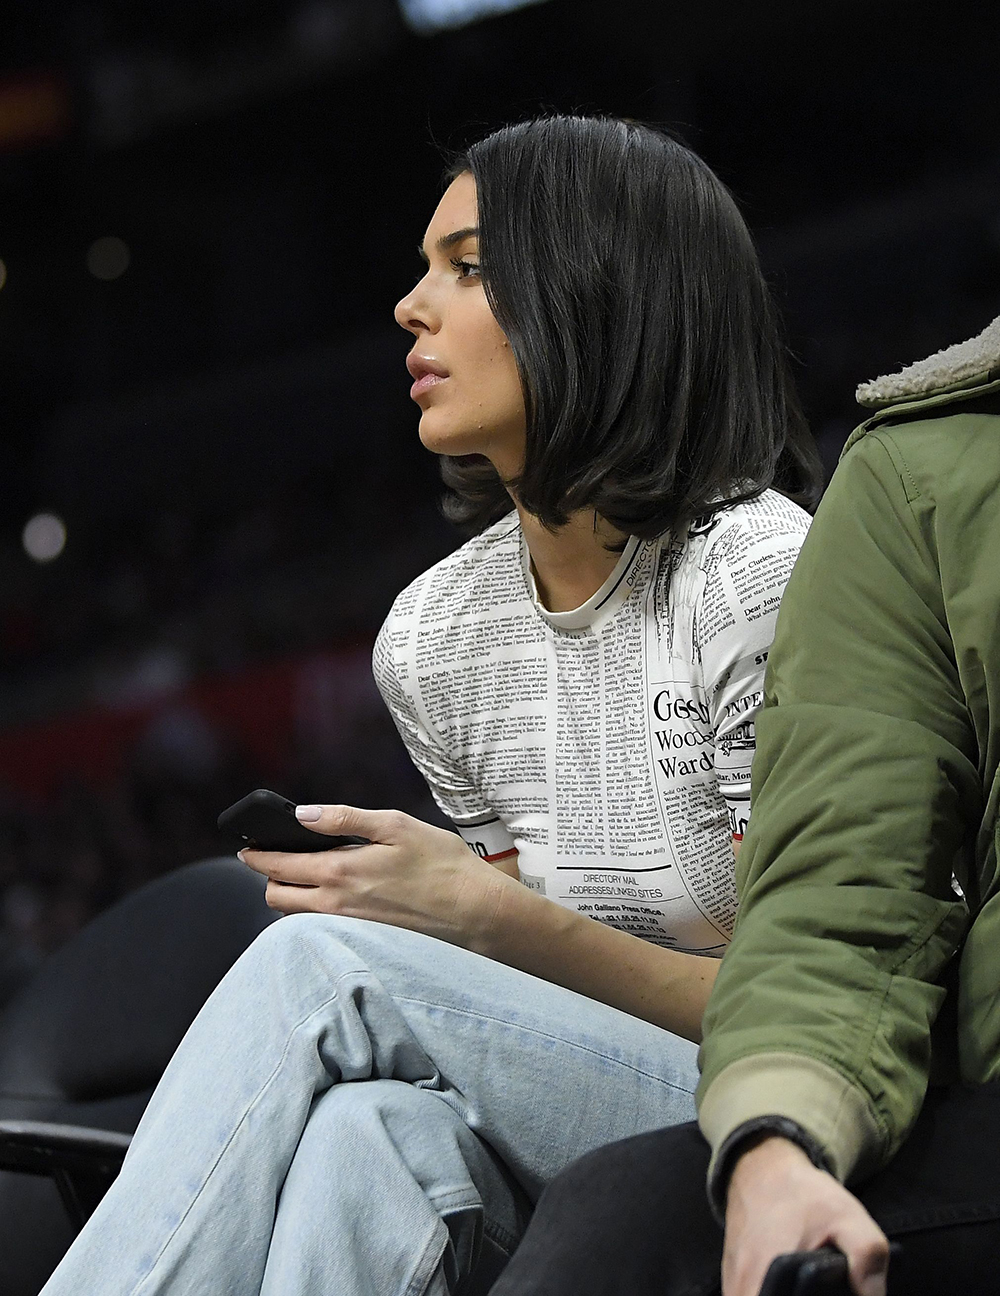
[723,1136,889,1296]
[240,804,516,948]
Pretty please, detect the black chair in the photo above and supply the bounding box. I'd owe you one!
[0,856,277,1296]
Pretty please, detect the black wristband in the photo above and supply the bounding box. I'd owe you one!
[708,1115,833,1222]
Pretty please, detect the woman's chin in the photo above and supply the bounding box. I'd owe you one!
[417,418,487,458]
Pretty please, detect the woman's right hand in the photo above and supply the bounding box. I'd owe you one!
[722,1137,889,1296]
[240,804,517,950]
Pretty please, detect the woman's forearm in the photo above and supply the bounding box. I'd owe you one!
[246,804,721,1041]
[466,872,720,1043]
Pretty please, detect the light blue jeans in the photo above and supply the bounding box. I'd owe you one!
[41,914,699,1296]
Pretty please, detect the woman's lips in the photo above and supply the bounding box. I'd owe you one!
[410,372,448,401]
[406,354,450,402]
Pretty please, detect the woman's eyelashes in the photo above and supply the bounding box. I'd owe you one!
[409,258,480,286]
[450,257,481,280]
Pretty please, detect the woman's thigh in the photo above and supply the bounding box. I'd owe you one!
[264,913,700,1199]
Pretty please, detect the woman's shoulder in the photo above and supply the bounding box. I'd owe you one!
[383,510,522,628]
[676,490,811,572]
[709,489,812,547]
[653,491,812,623]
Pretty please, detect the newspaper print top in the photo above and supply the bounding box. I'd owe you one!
[373,492,811,955]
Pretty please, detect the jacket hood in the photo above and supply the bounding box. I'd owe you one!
[856,315,1000,410]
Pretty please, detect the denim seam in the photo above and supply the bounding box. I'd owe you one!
[428,1185,482,1212]
[482,1217,519,1254]
[395,994,696,1094]
[429,1191,518,1253]
[402,1220,451,1296]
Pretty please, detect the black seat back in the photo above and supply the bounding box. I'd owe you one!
[0,856,277,1295]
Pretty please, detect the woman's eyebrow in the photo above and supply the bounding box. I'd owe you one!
[417,226,480,262]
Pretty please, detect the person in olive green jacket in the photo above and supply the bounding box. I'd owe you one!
[701,314,1000,1295]
[486,316,1000,1296]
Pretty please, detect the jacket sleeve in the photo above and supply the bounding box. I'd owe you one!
[697,430,981,1186]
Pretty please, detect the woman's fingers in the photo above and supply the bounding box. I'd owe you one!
[264,879,327,913]
[294,803,407,843]
[239,804,486,937]
[240,845,351,884]
[238,803,404,881]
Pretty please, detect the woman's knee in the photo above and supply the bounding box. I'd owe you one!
[214,913,385,1020]
[253,911,442,966]
[311,1076,433,1125]
[240,911,375,974]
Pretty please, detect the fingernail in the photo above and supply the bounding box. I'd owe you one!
[295,804,322,822]
[237,849,247,863]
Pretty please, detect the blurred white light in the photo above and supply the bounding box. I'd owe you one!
[23,513,67,563]
[0,259,6,291]
[399,0,549,34]
[86,236,130,281]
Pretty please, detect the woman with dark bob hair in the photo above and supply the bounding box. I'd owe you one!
[41,116,820,1296]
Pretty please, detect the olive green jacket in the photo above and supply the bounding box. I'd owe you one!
[697,317,1000,1186]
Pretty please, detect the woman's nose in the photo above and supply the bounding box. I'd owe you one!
[394,274,438,336]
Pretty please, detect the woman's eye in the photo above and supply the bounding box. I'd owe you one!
[450,258,481,281]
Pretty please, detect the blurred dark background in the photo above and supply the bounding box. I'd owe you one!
[0,0,998,983]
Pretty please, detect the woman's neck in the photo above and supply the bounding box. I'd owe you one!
[516,505,630,613]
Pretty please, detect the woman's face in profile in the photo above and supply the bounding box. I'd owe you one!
[395,171,525,478]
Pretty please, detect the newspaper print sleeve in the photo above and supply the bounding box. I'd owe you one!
[697,497,810,842]
[372,596,519,866]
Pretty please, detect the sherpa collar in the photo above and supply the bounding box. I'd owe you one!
[856,315,1000,409]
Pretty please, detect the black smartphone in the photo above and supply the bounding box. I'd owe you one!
[217,789,368,853]
[758,1248,850,1296]
[759,1241,901,1296]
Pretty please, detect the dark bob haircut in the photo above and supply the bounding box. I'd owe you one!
[440,115,821,539]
